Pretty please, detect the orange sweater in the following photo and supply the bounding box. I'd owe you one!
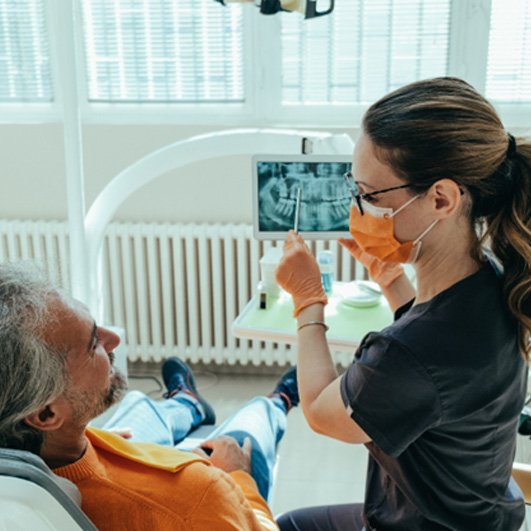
[53,427,278,531]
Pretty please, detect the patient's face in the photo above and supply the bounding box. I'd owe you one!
[43,295,127,427]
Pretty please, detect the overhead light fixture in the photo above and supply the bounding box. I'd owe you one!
[213,0,335,20]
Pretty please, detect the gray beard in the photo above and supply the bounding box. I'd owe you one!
[103,369,128,409]
[66,367,128,426]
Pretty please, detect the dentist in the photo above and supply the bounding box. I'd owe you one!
[275,77,531,531]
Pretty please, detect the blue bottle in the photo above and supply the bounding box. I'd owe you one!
[317,250,334,295]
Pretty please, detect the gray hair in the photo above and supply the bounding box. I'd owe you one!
[0,262,68,454]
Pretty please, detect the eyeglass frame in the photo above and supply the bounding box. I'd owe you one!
[343,171,413,216]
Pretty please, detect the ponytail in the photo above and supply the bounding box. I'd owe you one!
[481,138,531,358]
[363,77,531,358]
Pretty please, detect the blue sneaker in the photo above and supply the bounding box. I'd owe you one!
[269,367,299,413]
[162,357,216,425]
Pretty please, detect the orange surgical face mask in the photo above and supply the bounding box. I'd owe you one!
[348,195,438,263]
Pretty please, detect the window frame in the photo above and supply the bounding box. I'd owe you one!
[0,0,60,124]
[1,0,531,128]
[72,0,258,125]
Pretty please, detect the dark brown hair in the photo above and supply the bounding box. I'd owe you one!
[363,77,530,357]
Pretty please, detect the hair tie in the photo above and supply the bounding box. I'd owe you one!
[506,133,517,159]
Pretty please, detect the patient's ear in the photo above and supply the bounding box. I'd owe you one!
[24,400,67,432]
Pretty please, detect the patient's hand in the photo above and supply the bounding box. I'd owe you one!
[106,427,134,439]
[192,435,252,474]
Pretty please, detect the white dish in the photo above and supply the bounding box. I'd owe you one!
[339,281,381,308]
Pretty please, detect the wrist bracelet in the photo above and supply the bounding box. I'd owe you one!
[297,320,329,332]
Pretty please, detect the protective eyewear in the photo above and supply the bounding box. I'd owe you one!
[343,172,412,215]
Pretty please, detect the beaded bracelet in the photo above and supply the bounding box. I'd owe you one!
[297,320,329,332]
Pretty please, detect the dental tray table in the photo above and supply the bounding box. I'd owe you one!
[232,281,393,352]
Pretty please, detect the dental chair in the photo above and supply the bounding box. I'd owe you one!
[513,463,531,504]
[513,464,531,531]
[0,448,97,530]
[513,462,531,526]
[0,405,215,531]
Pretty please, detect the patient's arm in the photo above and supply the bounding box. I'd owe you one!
[190,466,278,531]
[191,438,277,530]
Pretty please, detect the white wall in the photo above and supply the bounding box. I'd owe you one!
[0,124,358,224]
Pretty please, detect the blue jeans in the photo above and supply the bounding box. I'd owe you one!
[276,504,365,530]
[102,391,286,501]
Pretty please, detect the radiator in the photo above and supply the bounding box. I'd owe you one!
[0,220,71,288]
[0,220,363,367]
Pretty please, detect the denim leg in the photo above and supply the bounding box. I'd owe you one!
[204,397,287,502]
[102,390,201,445]
[276,504,366,531]
[103,393,286,501]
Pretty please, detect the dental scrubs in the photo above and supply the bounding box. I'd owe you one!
[339,259,526,530]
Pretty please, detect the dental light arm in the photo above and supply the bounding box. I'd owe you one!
[84,128,353,318]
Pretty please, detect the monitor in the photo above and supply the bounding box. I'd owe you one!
[252,154,352,240]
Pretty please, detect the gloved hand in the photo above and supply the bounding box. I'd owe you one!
[338,238,404,288]
[275,231,327,317]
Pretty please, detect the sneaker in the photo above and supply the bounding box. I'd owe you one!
[162,357,216,425]
[269,367,299,413]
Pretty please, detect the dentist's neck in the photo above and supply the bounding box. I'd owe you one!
[413,223,482,305]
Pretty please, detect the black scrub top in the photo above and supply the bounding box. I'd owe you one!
[341,260,527,530]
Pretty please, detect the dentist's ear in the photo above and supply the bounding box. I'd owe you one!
[24,399,67,432]
[430,179,464,219]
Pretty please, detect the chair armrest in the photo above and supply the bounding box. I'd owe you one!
[512,462,531,504]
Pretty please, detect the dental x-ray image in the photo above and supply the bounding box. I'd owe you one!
[253,156,352,239]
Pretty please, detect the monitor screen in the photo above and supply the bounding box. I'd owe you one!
[252,155,352,240]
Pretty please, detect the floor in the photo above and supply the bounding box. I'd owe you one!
[123,361,368,517]
[115,361,531,526]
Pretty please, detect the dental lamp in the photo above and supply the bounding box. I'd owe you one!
[213,0,335,19]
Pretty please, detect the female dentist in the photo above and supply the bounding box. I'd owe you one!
[275,77,531,531]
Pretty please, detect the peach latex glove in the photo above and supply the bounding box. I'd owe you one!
[275,230,328,317]
[338,237,404,288]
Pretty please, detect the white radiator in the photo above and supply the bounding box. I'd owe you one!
[0,220,71,288]
[0,220,363,367]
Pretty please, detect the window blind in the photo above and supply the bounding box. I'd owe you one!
[0,0,53,103]
[281,0,450,105]
[82,0,244,103]
[486,0,531,102]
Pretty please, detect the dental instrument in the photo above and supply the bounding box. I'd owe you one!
[294,186,302,233]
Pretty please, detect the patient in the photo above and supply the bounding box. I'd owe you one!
[0,261,298,530]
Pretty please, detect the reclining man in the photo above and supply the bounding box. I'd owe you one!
[0,262,299,530]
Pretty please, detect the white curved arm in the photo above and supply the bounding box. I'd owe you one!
[84,128,354,316]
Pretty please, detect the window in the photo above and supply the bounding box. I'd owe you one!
[486,0,531,102]
[2,0,531,126]
[81,0,244,103]
[281,0,451,105]
[0,0,53,102]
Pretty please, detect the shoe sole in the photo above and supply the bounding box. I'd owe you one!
[162,357,216,425]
